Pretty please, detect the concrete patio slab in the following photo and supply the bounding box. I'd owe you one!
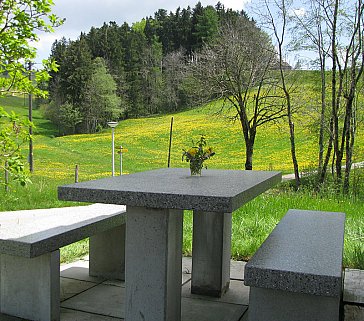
[344,305,364,321]
[182,279,249,306]
[60,277,98,301]
[230,260,246,281]
[102,279,125,287]
[61,281,248,321]
[180,256,246,282]
[98,256,192,287]
[61,308,120,321]
[182,256,192,274]
[60,260,106,283]
[344,269,364,304]
[181,298,247,321]
[61,283,125,318]
[0,256,362,321]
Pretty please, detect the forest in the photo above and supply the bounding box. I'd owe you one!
[44,2,268,135]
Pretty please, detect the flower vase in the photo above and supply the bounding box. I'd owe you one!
[190,161,202,176]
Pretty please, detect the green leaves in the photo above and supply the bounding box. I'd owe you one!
[0,106,32,189]
[0,0,63,95]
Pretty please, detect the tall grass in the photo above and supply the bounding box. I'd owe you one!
[182,187,364,269]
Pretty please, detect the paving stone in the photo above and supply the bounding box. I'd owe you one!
[182,279,249,306]
[61,283,125,318]
[60,277,98,301]
[182,256,192,274]
[239,309,249,321]
[182,274,191,285]
[344,304,364,321]
[181,257,192,285]
[182,256,246,281]
[344,269,364,304]
[102,275,190,288]
[61,261,106,283]
[102,279,125,287]
[55,258,363,321]
[60,277,248,321]
[230,260,246,281]
[182,297,247,321]
[61,308,122,321]
[60,257,89,272]
[180,256,194,285]
[0,313,28,320]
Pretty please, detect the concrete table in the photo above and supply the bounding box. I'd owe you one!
[58,168,281,321]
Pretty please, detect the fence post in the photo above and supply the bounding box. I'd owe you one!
[5,161,9,192]
[167,117,174,168]
[119,146,123,176]
[75,164,79,183]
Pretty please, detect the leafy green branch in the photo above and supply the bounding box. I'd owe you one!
[0,106,32,187]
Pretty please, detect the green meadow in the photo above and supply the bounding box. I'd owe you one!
[0,94,363,269]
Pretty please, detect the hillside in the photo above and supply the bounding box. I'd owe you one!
[1,90,363,185]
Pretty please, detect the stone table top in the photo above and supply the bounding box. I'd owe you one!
[58,168,281,213]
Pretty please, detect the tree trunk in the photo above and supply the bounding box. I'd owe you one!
[245,140,254,170]
[331,0,341,186]
[318,54,326,181]
[343,85,357,193]
[319,118,334,185]
[288,119,300,189]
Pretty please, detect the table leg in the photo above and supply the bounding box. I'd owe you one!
[89,224,126,280]
[125,206,183,321]
[191,211,232,297]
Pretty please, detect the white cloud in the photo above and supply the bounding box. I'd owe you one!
[291,7,306,17]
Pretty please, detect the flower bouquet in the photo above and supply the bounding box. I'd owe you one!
[182,135,215,176]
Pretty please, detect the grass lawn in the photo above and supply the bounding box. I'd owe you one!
[0,95,363,268]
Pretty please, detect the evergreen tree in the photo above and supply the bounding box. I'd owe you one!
[82,57,121,133]
[193,6,219,48]
[45,2,259,132]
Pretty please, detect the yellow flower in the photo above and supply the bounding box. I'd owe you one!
[188,147,198,157]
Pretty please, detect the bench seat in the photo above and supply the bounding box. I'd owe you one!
[0,203,126,321]
[244,209,345,321]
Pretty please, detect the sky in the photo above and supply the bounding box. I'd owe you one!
[35,0,251,63]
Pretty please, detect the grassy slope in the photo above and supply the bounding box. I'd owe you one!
[0,78,363,267]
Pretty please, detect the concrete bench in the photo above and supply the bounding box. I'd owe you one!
[0,203,126,321]
[244,209,346,321]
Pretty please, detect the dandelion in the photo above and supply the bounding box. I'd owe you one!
[182,135,215,176]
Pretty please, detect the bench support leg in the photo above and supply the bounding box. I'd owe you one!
[89,224,126,280]
[125,206,183,321]
[248,287,341,321]
[0,250,60,321]
[191,211,232,297]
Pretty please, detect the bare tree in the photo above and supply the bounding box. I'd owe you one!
[289,0,331,184]
[162,49,187,111]
[279,0,363,192]
[316,0,364,192]
[191,14,287,170]
[259,0,301,188]
[337,0,364,192]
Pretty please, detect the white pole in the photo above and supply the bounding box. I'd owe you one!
[111,127,115,176]
[120,145,123,176]
[107,121,118,177]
